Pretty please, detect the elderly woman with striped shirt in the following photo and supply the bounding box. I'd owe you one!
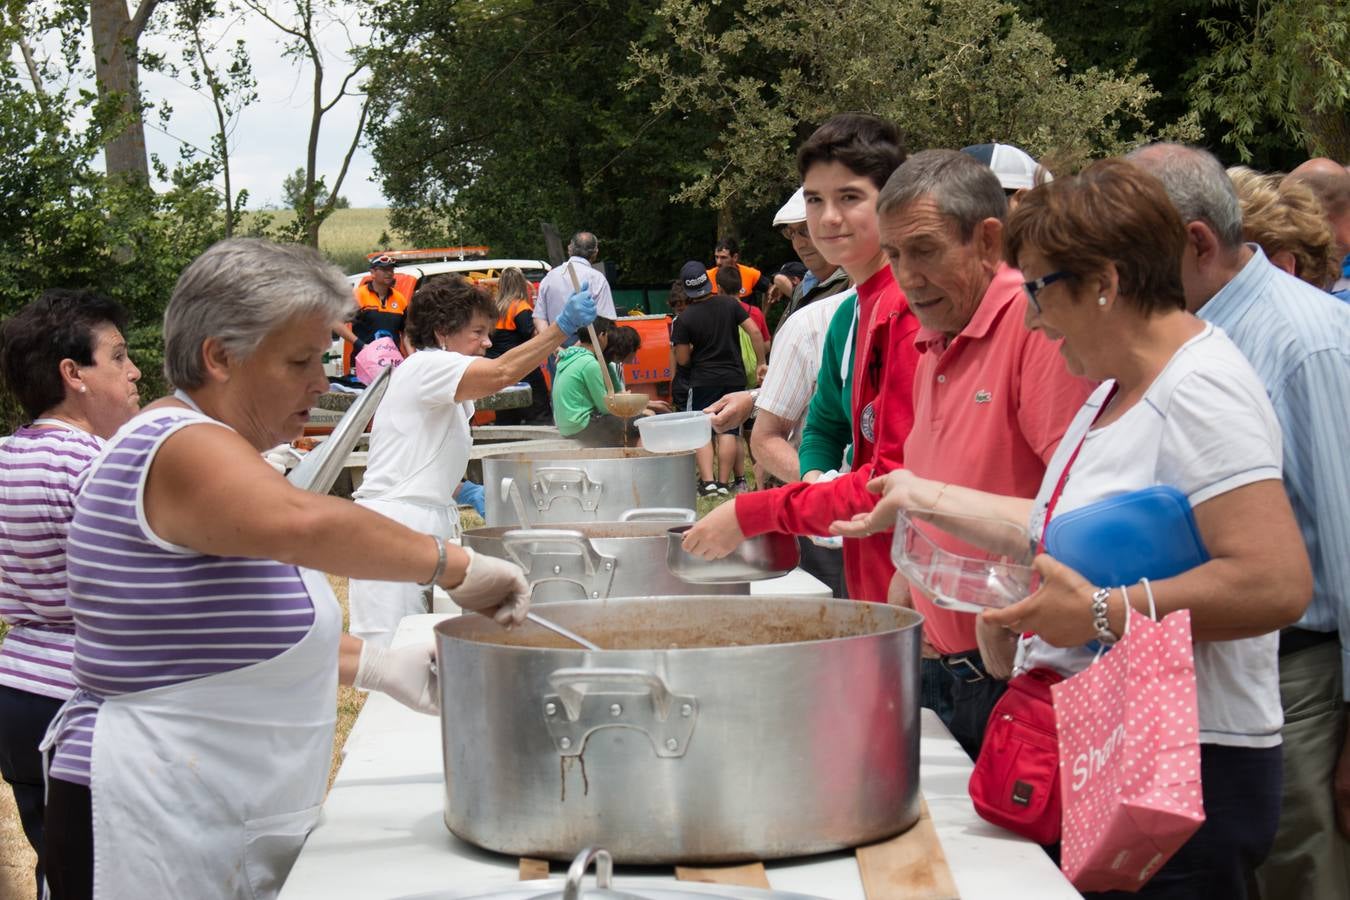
[0,290,142,897]
[41,239,532,900]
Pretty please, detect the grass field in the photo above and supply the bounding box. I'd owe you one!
[243,207,396,275]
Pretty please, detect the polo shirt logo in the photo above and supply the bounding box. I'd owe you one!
[974,389,992,404]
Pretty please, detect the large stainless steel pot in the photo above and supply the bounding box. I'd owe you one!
[483,449,696,526]
[462,512,748,604]
[435,596,923,864]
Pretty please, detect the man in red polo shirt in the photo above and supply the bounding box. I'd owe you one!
[681,112,916,608]
[833,149,1092,756]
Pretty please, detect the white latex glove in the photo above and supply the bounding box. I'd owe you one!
[354,642,439,715]
[450,547,530,626]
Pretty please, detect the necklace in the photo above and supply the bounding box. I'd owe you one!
[31,416,91,435]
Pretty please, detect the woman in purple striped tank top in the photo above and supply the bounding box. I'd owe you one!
[0,290,142,898]
[42,239,534,900]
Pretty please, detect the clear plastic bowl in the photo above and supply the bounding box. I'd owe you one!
[636,410,711,453]
[891,509,1038,614]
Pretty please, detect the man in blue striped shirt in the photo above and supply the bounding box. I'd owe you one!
[1131,142,1350,900]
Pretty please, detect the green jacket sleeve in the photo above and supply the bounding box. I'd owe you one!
[797,294,856,477]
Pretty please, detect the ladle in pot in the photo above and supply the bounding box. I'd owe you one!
[495,478,602,651]
[524,612,601,651]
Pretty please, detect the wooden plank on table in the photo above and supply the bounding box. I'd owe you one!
[856,795,959,900]
[518,858,550,881]
[674,863,772,888]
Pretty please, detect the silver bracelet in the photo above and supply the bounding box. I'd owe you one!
[418,536,447,589]
[1091,587,1119,644]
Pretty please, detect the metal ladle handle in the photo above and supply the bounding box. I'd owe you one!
[526,612,601,652]
[563,847,614,899]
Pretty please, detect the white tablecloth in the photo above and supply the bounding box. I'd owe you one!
[281,603,1079,900]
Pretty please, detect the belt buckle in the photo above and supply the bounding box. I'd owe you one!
[944,654,986,684]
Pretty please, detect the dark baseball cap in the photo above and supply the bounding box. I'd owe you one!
[679,260,712,298]
[777,261,808,280]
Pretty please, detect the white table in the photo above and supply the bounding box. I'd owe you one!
[281,612,1079,900]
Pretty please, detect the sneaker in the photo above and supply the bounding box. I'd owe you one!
[699,480,721,498]
[716,482,730,496]
[731,477,749,493]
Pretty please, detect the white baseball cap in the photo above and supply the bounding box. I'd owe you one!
[773,187,806,226]
[960,143,1051,191]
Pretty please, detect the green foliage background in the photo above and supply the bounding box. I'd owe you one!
[2,0,1346,436]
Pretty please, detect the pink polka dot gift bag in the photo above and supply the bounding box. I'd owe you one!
[1051,605,1204,892]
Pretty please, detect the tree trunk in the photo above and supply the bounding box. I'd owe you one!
[717,202,735,243]
[89,0,152,183]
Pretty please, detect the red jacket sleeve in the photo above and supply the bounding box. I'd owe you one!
[735,308,922,538]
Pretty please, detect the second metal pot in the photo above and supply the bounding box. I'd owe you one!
[462,512,748,604]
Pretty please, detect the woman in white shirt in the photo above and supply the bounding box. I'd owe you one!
[350,274,595,645]
[838,160,1312,897]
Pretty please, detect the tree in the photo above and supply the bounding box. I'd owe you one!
[1191,0,1350,163]
[629,0,1201,217]
[87,0,163,182]
[367,0,724,284]
[240,0,370,247]
[0,28,226,428]
[158,0,258,236]
[280,166,348,210]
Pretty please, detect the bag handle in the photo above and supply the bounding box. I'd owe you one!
[1140,576,1158,620]
[1112,578,1159,651]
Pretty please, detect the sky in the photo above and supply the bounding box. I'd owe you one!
[20,2,388,208]
[139,3,386,208]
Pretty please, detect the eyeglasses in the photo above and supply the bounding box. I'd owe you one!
[1023,271,1070,315]
[778,223,809,241]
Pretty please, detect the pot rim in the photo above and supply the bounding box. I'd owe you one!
[435,595,923,655]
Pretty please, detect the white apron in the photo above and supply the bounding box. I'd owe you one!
[87,568,340,900]
[347,497,458,646]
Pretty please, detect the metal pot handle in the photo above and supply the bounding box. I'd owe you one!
[563,847,613,899]
[544,668,698,758]
[618,507,696,523]
[499,476,533,526]
[532,467,603,512]
[501,529,617,600]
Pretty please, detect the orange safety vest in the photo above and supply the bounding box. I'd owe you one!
[344,281,411,375]
[706,263,763,300]
[494,297,533,330]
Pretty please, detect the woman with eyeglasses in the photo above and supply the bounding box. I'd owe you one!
[837,159,1312,895]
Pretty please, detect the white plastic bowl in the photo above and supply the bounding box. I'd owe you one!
[636,410,711,453]
[891,509,1037,614]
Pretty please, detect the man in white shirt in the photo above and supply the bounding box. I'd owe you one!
[536,231,617,329]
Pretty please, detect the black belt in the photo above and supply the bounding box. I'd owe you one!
[1278,627,1337,657]
[934,649,987,683]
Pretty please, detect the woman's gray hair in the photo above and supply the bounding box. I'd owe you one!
[163,238,354,389]
[876,149,1008,239]
[1125,143,1244,249]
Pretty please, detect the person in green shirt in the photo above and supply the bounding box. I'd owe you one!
[552,317,667,447]
[797,292,856,479]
